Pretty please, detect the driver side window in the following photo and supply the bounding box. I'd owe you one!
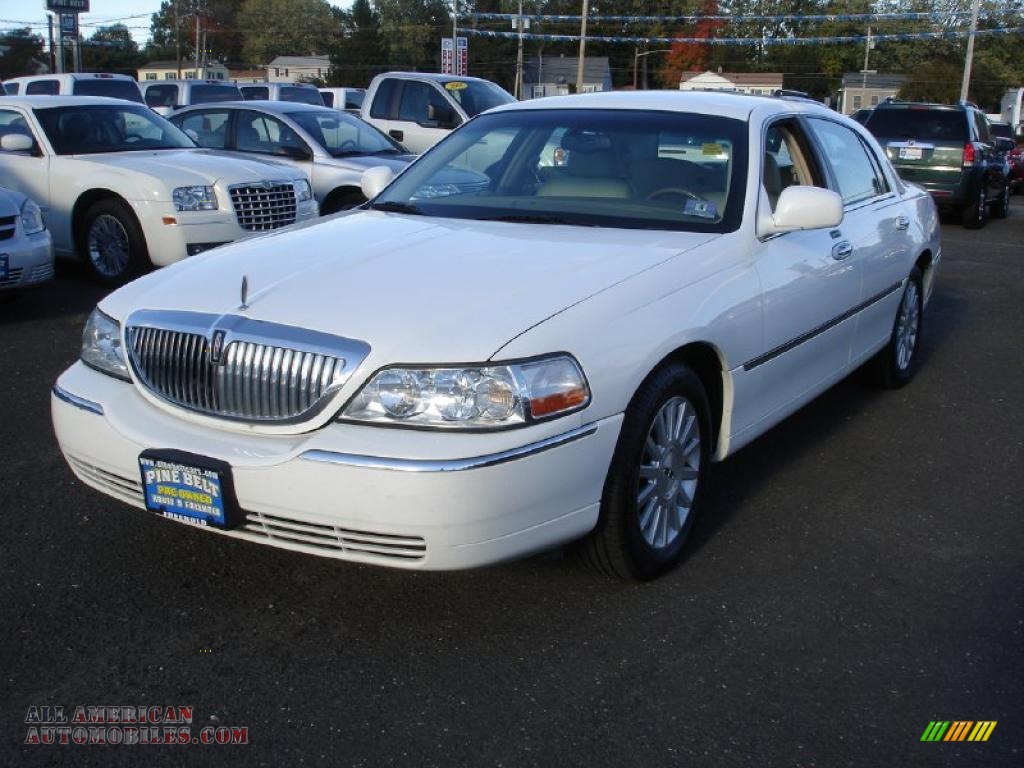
[763,122,823,212]
[235,112,305,154]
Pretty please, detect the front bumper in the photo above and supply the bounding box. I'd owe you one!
[130,198,320,268]
[52,362,620,570]
[0,229,54,291]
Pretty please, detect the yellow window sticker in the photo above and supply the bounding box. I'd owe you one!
[445,82,468,91]
[702,143,723,155]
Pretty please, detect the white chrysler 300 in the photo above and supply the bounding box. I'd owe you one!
[52,92,940,579]
[0,96,318,282]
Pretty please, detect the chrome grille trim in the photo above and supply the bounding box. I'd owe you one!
[229,182,297,231]
[125,310,370,424]
[243,511,427,560]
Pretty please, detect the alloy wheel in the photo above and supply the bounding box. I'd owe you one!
[87,214,131,278]
[895,280,920,371]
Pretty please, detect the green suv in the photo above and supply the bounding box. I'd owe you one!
[865,100,1010,228]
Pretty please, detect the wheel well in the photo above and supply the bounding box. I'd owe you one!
[915,249,933,280]
[658,342,725,450]
[72,190,128,253]
[321,186,365,214]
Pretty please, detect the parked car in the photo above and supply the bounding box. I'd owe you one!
[239,82,323,106]
[864,99,1010,227]
[0,185,54,294]
[1008,144,1024,193]
[3,73,143,103]
[0,96,318,283]
[140,79,243,116]
[169,101,413,214]
[52,90,940,579]
[850,107,872,124]
[361,72,515,153]
[318,87,365,113]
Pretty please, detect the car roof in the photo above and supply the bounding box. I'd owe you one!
[0,95,146,108]
[5,73,136,82]
[174,100,335,115]
[485,89,832,121]
[375,72,497,86]
[241,82,317,89]
[143,79,239,87]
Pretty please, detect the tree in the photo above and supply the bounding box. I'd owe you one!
[659,0,723,87]
[238,0,338,65]
[149,0,245,64]
[0,28,46,79]
[329,0,388,87]
[82,25,144,74]
[374,0,452,71]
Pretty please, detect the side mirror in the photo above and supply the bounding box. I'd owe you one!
[0,133,33,153]
[762,186,843,235]
[360,165,395,200]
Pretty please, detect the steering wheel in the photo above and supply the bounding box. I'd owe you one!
[645,187,703,203]
[336,139,357,152]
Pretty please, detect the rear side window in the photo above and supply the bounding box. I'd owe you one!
[26,80,59,95]
[345,91,364,110]
[807,118,888,205]
[73,79,143,102]
[241,86,268,100]
[175,110,230,149]
[369,79,398,119]
[4,83,17,95]
[320,92,334,108]
[866,109,966,142]
[279,86,322,105]
[145,83,178,108]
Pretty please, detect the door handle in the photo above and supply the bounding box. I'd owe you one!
[895,215,910,230]
[388,129,404,142]
[832,241,854,261]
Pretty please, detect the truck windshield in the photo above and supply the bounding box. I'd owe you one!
[371,108,747,233]
[442,80,515,117]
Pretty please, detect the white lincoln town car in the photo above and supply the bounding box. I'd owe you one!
[0,96,318,282]
[52,91,940,579]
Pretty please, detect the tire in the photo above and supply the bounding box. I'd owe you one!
[874,267,923,389]
[961,184,988,229]
[320,189,365,216]
[78,198,149,284]
[573,363,712,580]
[990,182,1010,219]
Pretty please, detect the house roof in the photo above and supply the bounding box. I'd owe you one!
[267,55,330,68]
[841,72,906,89]
[524,56,611,85]
[140,60,227,70]
[680,71,784,87]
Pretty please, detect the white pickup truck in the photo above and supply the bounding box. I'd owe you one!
[359,72,514,153]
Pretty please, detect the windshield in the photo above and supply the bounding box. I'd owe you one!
[72,79,144,103]
[288,110,402,156]
[441,80,515,117]
[191,84,242,104]
[866,109,966,142]
[372,108,747,232]
[280,86,323,105]
[36,104,196,154]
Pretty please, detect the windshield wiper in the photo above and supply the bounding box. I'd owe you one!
[478,214,596,226]
[369,201,426,215]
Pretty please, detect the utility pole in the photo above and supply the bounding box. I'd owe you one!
[515,0,525,99]
[175,0,181,78]
[960,0,981,103]
[576,0,589,93]
[452,0,458,76]
[862,26,871,88]
[195,11,201,76]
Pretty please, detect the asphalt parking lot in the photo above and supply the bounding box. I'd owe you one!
[2,202,1022,767]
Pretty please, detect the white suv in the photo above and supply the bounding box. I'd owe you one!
[0,96,318,282]
[4,73,143,103]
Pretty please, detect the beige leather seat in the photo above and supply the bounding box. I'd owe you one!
[537,149,631,199]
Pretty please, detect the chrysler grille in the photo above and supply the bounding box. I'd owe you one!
[229,182,297,231]
[127,326,348,422]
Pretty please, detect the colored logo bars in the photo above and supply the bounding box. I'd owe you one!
[920,721,997,742]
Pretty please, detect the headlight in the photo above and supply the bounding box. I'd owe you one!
[172,185,218,212]
[20,198,45,235]
[294,178,313,202]
[81,308,130,381]
[341,354,590,429]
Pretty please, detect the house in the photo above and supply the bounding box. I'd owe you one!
[228,68,266,84]
[137,60,230,82]
[840,73,906,115]
[523,56,612,99]
[679,70,784,96]
[265,55,330,84]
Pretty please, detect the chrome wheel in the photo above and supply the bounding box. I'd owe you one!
[87,214,131,278]
[637,396,701,550]
[895,280,920,371]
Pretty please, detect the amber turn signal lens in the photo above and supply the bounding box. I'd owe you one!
[528,386,588,418]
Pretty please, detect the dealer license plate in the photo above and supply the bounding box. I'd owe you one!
[898,147,923,160]
[0,255,8,281]
[139,453,234,529]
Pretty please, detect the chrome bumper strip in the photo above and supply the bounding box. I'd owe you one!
[300,423,599,473]
[52,385,104,416]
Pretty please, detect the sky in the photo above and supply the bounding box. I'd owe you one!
[2,1,352,46]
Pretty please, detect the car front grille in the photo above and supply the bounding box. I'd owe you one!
[229,182,297,231]
[28,262,54,283]
[0,215,15,241]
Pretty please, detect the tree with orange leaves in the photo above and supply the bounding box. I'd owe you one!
[658,0,724,88]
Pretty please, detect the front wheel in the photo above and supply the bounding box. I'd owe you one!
[874,267,923,389]
[574,363,711,580]
[78,198,149,284]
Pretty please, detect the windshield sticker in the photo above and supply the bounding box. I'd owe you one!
[701,143,724,155]
[684,199,718,219]
[445,82,468,91]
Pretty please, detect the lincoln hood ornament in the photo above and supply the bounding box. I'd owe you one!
[239,275,249,310]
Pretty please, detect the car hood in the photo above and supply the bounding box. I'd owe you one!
[75,149,302,189]
[316,153,415,174]
[102,212,718,364]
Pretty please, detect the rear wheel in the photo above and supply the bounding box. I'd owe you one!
[78,198,149,284]
[990,182,1010,219]
[874,267,923,389]
[574,363,711,580]
[961,184,988,229]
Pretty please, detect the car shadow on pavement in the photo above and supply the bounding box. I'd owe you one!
[0,261,109,326]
